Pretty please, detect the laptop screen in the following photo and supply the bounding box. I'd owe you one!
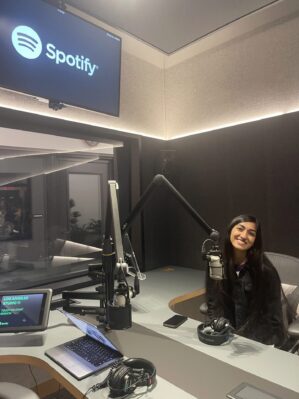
[62,310,119,352]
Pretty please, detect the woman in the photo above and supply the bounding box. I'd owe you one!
[206,214,287,347]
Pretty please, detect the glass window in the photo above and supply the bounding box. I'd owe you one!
[0,129,119,290]
[69,173,102,247]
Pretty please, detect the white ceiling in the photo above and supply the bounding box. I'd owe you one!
[66,0,278,53]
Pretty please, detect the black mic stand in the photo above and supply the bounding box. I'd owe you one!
[62,181,135,329]
[62,186,116,322]
[62,174,223,329]
[104,181,132,329]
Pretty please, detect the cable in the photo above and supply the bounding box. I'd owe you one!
[82,387,93,399]
[82,359,123,398]
[46,322,73,330]
[28,365,40,398]
[55,383,61,399]
[82,382,107,399]
[201,238,213,253]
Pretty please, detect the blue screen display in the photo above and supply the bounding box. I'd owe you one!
[0,0,121,116]
[0,293,45,328]
[62,310,119,352]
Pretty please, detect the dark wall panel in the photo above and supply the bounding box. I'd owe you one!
[140,113,299,270]
[139,137,176,269]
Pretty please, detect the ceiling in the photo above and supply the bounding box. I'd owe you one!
[66,0,278,54]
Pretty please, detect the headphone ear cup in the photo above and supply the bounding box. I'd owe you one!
[108,365,133,397]
[124,358,156,387]
[212,317,227,332]
[212,317,225,332]
[108,358,156,397]
[197,318,231,346]
[113,365,131,385]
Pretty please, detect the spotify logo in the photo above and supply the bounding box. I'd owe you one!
[11,26,42,60]
[11,25,98,76]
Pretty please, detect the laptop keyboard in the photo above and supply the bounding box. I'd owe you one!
[65,336,120,367]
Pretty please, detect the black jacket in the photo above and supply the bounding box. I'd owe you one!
[206,257,287,347]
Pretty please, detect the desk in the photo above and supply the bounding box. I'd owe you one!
[1,267,299,399]
[0,309,196,399]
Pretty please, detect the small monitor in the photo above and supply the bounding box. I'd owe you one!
[0,289,52,333]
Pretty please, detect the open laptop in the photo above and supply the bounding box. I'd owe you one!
[45,311,123,380]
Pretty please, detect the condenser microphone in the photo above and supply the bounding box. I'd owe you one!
[206,247,225,280]
[202,231,224,280]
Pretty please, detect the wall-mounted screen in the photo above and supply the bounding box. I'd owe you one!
[0,0,121,116]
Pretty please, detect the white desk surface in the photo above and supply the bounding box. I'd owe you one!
[0,266,299,399]
[0,308,196,399]
[130,267,299,396]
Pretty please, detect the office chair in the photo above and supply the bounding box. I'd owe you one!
[199,252,299,353]
[0,382,40,399]
[266,252,299,352]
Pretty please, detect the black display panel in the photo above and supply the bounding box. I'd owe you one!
[0,0,121,116]
[0,289,52,332]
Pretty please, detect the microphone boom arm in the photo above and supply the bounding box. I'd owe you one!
[122,174,223,280]
[122,174,219,241]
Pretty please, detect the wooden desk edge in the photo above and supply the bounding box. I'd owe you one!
[168,287,206,312]
[0,355,84,399]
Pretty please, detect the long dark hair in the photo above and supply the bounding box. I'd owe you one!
[224,214,263,313]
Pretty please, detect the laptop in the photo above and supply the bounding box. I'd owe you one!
[45,311,123,380]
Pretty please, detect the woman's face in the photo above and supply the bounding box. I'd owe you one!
[230,221,257,252]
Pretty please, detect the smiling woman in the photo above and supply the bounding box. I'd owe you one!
[230,221,257,253]
[206,214,288,347]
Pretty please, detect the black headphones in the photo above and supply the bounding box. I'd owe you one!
[107,358,156,398]
[197,317,233,345]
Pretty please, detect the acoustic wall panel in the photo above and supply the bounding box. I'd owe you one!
[165,3,299,139]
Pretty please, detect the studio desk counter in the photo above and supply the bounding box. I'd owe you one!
[0,266,299,399]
